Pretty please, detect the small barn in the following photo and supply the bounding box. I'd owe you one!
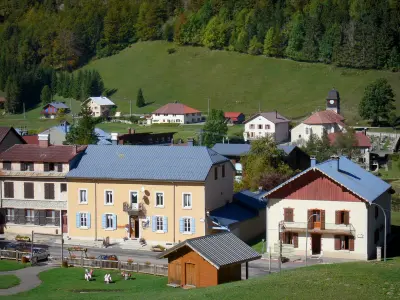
[158,232,261,288]
[41,102,70,118]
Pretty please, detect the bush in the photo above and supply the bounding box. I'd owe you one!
[62,260,68,268]
[167,48,176,54]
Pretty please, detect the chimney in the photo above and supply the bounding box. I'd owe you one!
[310,156,316,167]
[187,138,193,147]
[331,155,339,170]
[38,134,49,148]
[111,133,118,145]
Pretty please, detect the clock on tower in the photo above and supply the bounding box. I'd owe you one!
[326,88,340,114]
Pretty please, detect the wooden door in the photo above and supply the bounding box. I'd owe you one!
[311,234,321,254]
[170,262,181,285]
[134,218,140,238]
[185,263,196,286]
[313,210,321,229]
[62,211,68,233]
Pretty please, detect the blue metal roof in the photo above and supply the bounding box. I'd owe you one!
[209,203,258,227]
[211,143,251,156]
[67,145,229,182]
[264,156,391,203]
[234,190,267,210]
[47,102,69,109]
[277,144,296,155]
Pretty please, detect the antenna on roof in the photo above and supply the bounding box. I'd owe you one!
[258,101,261,113]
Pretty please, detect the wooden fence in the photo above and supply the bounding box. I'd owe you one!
[66,258,168,277]
[0,250,30,261]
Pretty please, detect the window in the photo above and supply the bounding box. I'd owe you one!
[173,114,176,117]
[3,161,11,170]
[374,229,379,244]
[336,210,349,225]
[305,127,309,134]
[192,113,195,116]
[214,167,218,180]
[250,132,255,138]
[44,183,55,200]
[60,183,67,192]
[21,162,34,171]
[105,190,113,205]
[340,236,350,250]
[105,214,114,229]
[156,216,164,231]
[155,192,164,207]
[183,193,192,209]
[335,235,354,251]
[79,189,87,204]
[164,114,168,116]
[26,209,34,223]
[4,182,14,198]
[44,163,55,172]
[57,164,63,172]
[265,124,270,130]
[284,232,294,244]
[222,165,226,178]
[284,208,294,222]
[130,191,138,206]
[250,124,255,129]
[46,210,55,225]
[183,217,191,233]
[24,182,34,199]
[257,124,263,129]
[80,213,88,227]
[6,208,15,222]
[375,206,379,219]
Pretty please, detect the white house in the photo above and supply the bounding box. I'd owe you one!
[261,156,393,260]
[151,102,202,124]
[291,110,345,145]
[83,97,116,117]
[243,112,290,143]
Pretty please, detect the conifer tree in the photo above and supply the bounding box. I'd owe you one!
[136,88,145,108]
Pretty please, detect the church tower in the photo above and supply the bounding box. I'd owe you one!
[326,88,340,114]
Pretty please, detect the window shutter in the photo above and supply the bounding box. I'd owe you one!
[284,208,293,222]
[344,211,350,225]
[87,213,91,229]
[152,216,156,232]
[283,209,288,222]
[191,218,195,234]
[349,237,355,251]
[34,210,40,225]
[320,210,326,230]
[307,210,313,229]
[4,182,14,198]
[112,214,117,230]
[44,184,49,199]
[55,210,60,226]
[40,210,47,226]
[179,218,184,233]
[163,216,168,233]
[335,211,340,225]
[102,214,106,229]
[44,163,49,172]
[76,213,80,228]
[48,184,55,199]
[293,233,298,248]
[334,236,341,250]
[57,164,63,172]
[19,209,26,224]
[24,182,34,199]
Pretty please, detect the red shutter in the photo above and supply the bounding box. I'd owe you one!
[320,210,326,230]
[284,208,293,222]
[293,233,298,248]
[344,211,350,225]
[307,210,313,229]
[335,211,340,225]
[349,237,355,251]
[334,236,341,250]
[283,209,288,222]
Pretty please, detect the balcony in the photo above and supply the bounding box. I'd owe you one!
[123,202,144,216]
[281,221,356,236]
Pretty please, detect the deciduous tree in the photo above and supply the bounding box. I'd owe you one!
[201,109,228,147]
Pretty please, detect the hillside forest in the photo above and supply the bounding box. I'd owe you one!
[1,0,400,113]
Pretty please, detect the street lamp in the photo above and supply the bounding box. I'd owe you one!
[305,213,319,266]
[370,203,387,262]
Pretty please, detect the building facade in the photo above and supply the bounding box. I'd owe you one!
[0,127,26,153]
[151,103,202,124]
[0,134,85,235]
[262,156,392,260]
[66,145,234,246]
[243,112,290,143]
[83,97,116,117]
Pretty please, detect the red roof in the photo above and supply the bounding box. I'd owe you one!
[0,144,87,163]
[303,110,345,126]
[224,112,242,118]
[328,132,371,148]
[153,103,200,114]
[22,135,39,145]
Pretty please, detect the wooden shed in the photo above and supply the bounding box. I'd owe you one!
[158,232,261,288]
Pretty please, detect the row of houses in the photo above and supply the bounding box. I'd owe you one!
[0,127,392,261]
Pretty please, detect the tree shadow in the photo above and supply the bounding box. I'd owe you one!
[387,225,400,258]
[104,88,118,97]
[144,101,155,107]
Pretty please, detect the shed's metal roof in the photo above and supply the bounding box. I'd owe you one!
[264,156,392,203]
[66,145,229,182]
[47,102,69,109]
[212,143,251,156]
[158,232,261,269]
[234,190,267,210]
[209,203,258,226]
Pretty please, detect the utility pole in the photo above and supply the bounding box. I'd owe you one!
[208,98,210,116]
[23,103,26,119]
[130,99,132,117]
[258,101,261,113]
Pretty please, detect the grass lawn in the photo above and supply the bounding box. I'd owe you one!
[8,260,400,300]
[0,275,21,289]
[0,260,29,271]
[83,41,400,122]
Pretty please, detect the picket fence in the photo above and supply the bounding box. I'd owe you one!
[0,250,30,261]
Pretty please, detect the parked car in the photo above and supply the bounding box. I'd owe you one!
[23,248,50,261]
[96,254,118,261]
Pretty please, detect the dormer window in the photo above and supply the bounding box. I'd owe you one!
[21,162,34,171]
[44,163,63,172]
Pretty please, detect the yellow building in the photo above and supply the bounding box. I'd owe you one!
[66,145,234,246]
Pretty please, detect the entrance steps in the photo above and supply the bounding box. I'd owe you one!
[118,239,148,250]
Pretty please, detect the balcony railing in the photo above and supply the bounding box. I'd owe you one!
[123,202,144,215]
[281,221,356,236]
